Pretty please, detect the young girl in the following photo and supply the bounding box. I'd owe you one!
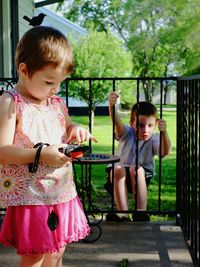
[0,26,96,267]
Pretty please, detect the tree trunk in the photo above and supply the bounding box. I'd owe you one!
[142,80,153,102]
[91,110,94,129]
[163,84,169,105]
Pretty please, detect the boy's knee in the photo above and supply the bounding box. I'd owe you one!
[108,166,126,183]
[111,166,125,180]
[138,166,146,179]
[130,165,145,177]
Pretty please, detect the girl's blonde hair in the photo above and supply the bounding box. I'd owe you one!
[15,26,73,77]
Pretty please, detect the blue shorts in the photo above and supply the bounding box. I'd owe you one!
[124,167,153,193]
[104,166,153,195]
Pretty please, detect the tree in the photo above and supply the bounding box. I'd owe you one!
[119,0,184,101]
[55,0,180,102]
[160,0,200,75]
[60,28,132,126]
[55,0,200,103]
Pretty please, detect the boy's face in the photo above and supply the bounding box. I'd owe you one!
[130,115,157,141]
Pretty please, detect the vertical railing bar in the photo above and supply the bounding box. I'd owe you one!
[180,80,185,225]
[135,78,140,211]
[111,79,116,210]
[193,79,198,260]
[88,79,92,147]
[112,79,116,155]
[186,80,189,238]
[182,79,188,236]
[190,80,195,255]
[181,79,185,225]
[183,80,187,236]
[88,79,92,212]
[85,163,89,209]
[183,81,189,237]
[81,163,85,210]
[158,79,163,212]
[176,79,181,224]
[198,79,200,266]
[195,78,200,265]
[186,80,190,241]
[188,80,192,243]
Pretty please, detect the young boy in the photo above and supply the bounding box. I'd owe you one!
[105,91,171,222]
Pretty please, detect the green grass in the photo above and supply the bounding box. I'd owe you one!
[71,109,177,220]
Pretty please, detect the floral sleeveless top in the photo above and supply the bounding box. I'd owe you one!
[0,89,77,208]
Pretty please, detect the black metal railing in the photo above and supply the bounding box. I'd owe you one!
[176,75,200,267]
[0,78,17,91]
[65,77,177,217]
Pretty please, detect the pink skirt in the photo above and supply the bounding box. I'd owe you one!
[0,196,90,255]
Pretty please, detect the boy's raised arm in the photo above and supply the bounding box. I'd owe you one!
[108,91,125,138]
[157,119,171,157]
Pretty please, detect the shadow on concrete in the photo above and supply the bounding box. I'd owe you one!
[0,221,194,267]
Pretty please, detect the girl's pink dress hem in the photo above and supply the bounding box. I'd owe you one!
[0,196,90,255]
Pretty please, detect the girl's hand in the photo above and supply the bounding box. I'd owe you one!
[157,119,167,132]
[66,125,97,144]
[40,144,71,167]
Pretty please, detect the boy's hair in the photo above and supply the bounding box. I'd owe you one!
[130,101,158,122]
[15,26,73,77]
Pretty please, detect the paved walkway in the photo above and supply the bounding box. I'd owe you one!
[0,220,193,267]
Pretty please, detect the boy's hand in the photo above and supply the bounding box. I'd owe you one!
[157,119,167,132]
[108,91,119,107]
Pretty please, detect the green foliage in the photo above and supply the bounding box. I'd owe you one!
[56,0,200,85]
[72,29,132,78]
[61,29,132,110]
[55,1,173,104]
[57,0,180,77]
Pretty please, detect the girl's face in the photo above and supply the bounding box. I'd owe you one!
[130,115,157,141]
[18,64,67,102]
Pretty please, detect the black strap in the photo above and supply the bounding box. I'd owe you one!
[29,142,49,173]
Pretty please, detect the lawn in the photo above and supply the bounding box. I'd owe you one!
[71,108,177,220]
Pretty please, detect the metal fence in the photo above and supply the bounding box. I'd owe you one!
[1,76,199,263]
[176,76,200,267]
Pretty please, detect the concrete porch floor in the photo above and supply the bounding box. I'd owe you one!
[0,220,194,267]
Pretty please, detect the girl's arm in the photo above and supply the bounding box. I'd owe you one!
[0,93,36,164]
[0,94,72,166]
[108,91,125,138]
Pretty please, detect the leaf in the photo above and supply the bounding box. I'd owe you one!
[118,258,129,267]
